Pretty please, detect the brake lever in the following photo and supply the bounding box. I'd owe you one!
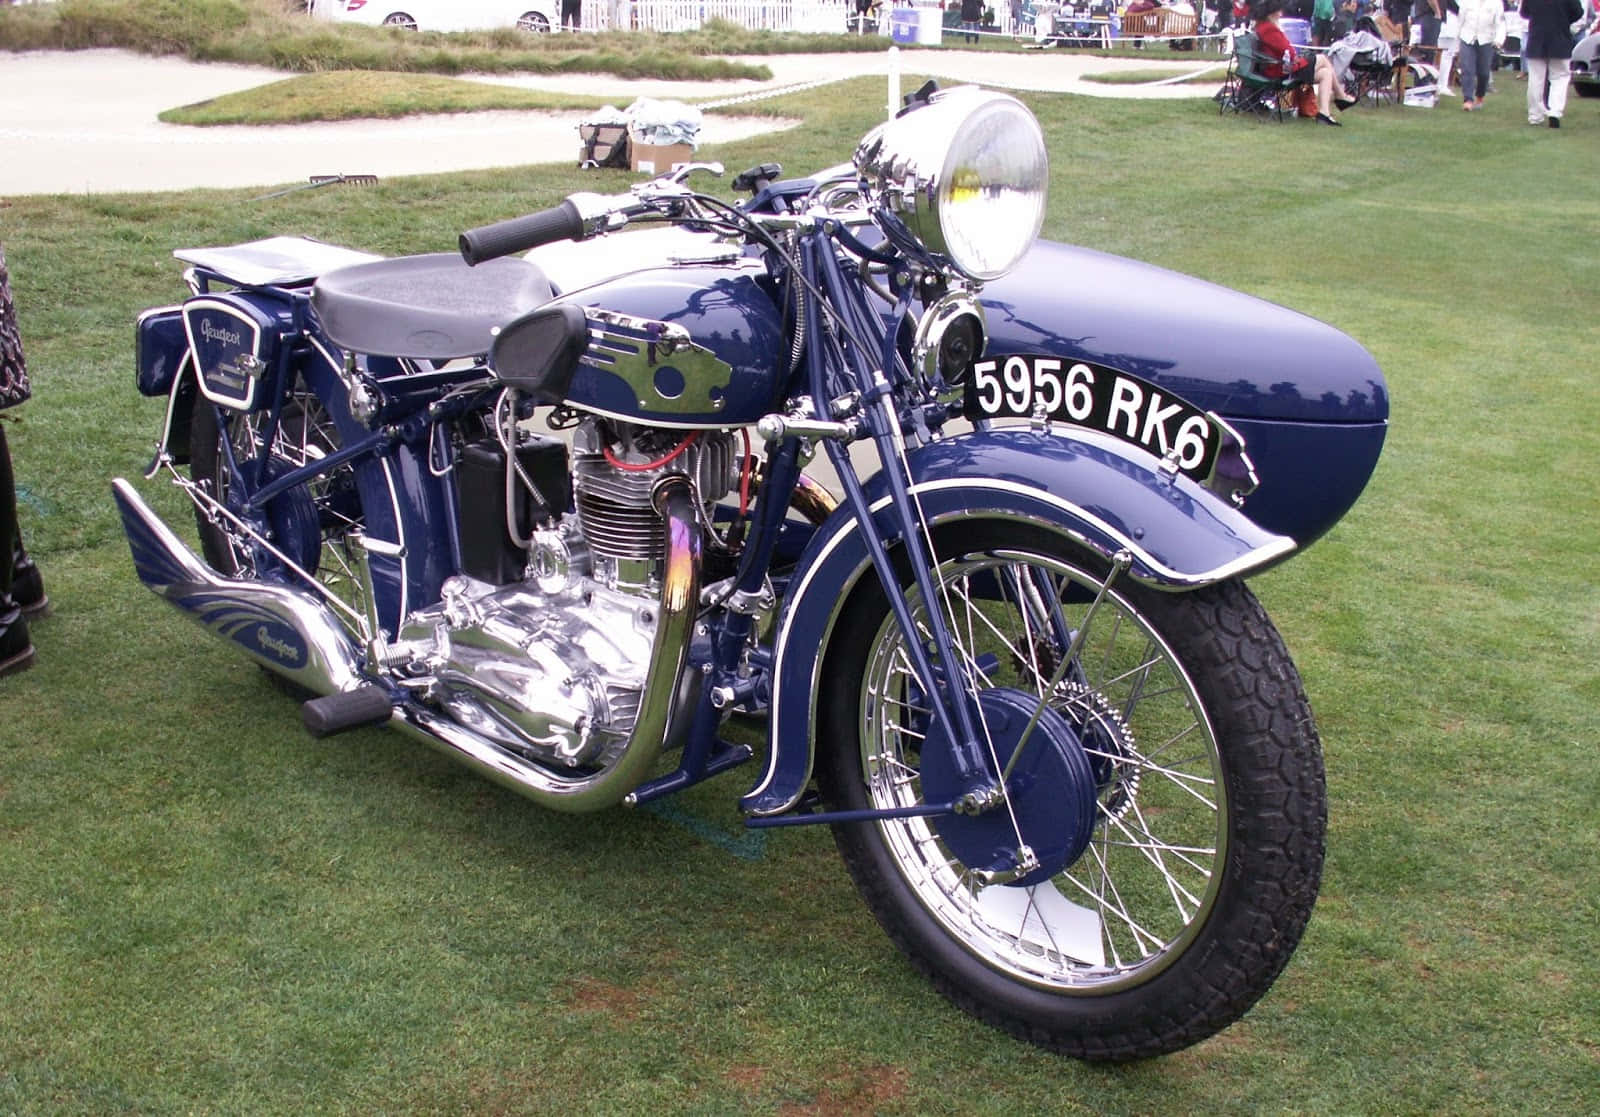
[665,161,725,185]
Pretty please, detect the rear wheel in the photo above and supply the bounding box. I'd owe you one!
[516,10,551,32]
[381,11,418,29]
[188,383,368,639]
[815,520,1325,1061]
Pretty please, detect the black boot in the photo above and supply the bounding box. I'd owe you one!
[0,595,33,677]
[11,538,46,618]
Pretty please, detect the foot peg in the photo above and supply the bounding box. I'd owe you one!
[302,684,394,738]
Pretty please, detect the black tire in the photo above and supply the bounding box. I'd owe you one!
[814,520,1325,1061]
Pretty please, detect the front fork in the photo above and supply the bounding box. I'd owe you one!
[742,236,1133,858]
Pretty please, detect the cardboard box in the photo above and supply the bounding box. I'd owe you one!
[631,141,694,175]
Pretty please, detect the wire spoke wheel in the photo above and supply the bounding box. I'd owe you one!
[817,520,1325,1060]
[190,382,367,642]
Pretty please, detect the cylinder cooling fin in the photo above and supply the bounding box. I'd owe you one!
[571,425,737,564]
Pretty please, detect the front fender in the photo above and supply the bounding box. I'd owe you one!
[741,425,1294,818]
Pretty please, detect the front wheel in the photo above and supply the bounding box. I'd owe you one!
[516,10,551,31]
[815,521,1325,1061]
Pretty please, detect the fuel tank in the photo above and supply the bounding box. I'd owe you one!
[544,254,788,429]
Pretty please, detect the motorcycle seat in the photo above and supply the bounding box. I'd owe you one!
[311,253,555,360]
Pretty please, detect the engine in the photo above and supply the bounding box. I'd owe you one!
[393,418,734,775]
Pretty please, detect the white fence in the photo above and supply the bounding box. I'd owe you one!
[582,0,851,32]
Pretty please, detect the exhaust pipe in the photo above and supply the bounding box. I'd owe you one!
[391,479,703,813]
[114,476,701,814]
[112,478,366,697]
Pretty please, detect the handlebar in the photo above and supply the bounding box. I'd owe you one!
[459,200,586,266]
[458,167,736,267]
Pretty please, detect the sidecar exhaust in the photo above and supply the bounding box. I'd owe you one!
[111,478,368,697]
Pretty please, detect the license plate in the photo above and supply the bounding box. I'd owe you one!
[962,354,1222,485]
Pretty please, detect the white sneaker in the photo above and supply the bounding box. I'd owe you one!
[1439,86,1456,97]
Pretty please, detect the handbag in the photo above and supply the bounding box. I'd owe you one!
[1295,83,1319,117]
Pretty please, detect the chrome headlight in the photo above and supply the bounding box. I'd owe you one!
[854,87,1048,282]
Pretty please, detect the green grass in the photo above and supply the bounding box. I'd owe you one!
[158,70,610,125]
[0,0,791,79]
[2,77,1599,1113]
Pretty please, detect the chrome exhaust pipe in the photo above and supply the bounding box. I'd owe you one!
[116,475,701,813]
[112,478,366,697]
[391,478,702,813]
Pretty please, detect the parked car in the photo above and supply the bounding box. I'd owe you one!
[311,0,558,33]
[1573,31,1600,96]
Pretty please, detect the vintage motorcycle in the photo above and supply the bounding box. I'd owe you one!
[116,85,1387,1060]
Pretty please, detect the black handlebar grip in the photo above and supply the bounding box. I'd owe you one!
[459,200,585,266]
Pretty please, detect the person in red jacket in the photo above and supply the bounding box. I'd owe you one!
[1254,0,1358,123]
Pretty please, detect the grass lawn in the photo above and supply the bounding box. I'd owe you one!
[1,76,1597,1114]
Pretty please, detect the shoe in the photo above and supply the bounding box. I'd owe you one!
[1440,86,1456,97]
[1335,95,1357,110]
[0,598,33,677]
[11,541,47,619]
[1549,116,1561,128]
[1316,112,1342,126]
[1530,116,1547,125]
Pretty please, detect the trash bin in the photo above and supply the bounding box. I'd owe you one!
[889,7,919,42]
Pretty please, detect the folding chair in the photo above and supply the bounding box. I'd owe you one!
[1217,30,1299,119]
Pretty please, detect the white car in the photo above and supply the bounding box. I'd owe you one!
[312,0,559,33]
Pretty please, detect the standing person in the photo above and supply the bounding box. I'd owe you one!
[0,244,45,678]
[1455,0,1504,108]
[1314,0,1336,42]
[1436,0,1460,93]
[961,0,986,42]
[560,0,581,31]
[1255,0,1359,122]
[1411,0,1442,49]
[1333,0,1360,36]
[1522,0,1584,125]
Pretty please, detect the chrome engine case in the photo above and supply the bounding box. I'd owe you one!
[396,564,659,771]
[392,419,733,775]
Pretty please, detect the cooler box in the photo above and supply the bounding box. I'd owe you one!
[889,7,919,41]
[1280,16,1310,45]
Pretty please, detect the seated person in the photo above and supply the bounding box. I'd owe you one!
[1253,0,1360,122]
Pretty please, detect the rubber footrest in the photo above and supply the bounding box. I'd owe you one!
[302,684,393,738]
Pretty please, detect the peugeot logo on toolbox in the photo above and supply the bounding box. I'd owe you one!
[200,318,243,348]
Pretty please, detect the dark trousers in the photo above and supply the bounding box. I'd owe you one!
[0,423,16,597]
[1459,40,1494,101]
